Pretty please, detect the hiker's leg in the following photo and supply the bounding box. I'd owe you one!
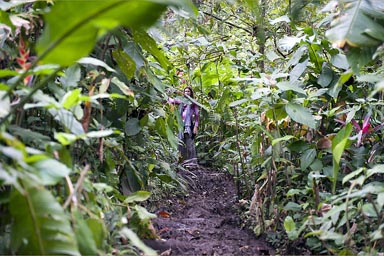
[185,134,197,165]
[178,137,187,162]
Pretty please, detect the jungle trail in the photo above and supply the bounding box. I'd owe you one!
[145,166,275,255]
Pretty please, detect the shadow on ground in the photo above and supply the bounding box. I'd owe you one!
[145,166,274,255]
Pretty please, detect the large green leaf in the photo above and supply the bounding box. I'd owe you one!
[166,119,179,150]
[144,67,166,93]
[272,135,295,146]
[345,46,377,73]
[86,218,106,251]
[120,228,157,256]
[77,57,116,73]
[0,69,18,78]
[332,123,353,168]
[326,0,384,47]
[276,81,306,95]
[300,148,317,171]
[30,158,72,186]
[61,89,82,110]
[289,59,308,82]
[366,164,384,178]
[124,41,146,70]
[229,99,249,107]
[332,123,353,193]
[134,205,157,221]
[36,0,196,66]
[72,211,99,255]
[0,10,12,28]
[325,0,384,72]
[132,29,171,70]
[111,77,134,97]
[124,190,152,204]
[125,118,142,136]
[112,50,136,79]
[59,65,81,89]
[285,103,316,129]
[331,53,350,70]
[284,216,299,240]
[48,108,85,135]
[317,63,335,88]
[10,187,80,255]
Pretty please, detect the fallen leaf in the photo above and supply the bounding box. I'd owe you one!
[158,211,170,218]
[158,227,169,235]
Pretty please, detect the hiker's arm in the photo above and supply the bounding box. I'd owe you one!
[168,97,181,104]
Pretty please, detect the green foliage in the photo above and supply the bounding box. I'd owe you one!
[324,0,384,73]
[285,103,317,129]
[302,165,384,254]
[332,123,353,193]
[283,216,299,240]
[2,0,384,255]
[0,0,197,255]
[159,0,384,254]
[36,0,195,66]
[10,187,80,255]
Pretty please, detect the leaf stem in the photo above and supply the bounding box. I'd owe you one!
[63,165,90,209]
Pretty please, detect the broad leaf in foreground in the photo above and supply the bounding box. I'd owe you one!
[10,187,79,255]
[325,0,384,72]
[326,0,384,47]
[36,0,196,66]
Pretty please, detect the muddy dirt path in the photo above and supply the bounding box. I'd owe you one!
[146,167,274,255]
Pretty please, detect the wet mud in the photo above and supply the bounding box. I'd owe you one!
[146,167,274,255]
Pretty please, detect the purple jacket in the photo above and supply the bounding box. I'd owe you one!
[168,97,199,128]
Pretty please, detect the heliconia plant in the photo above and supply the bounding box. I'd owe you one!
[15,38,33,86]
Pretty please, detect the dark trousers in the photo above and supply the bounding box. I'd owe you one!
[179,133,197,165]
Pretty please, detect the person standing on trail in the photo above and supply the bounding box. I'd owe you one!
[168,86,199,167]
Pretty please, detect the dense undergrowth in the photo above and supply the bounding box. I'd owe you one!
[1,0,384,255]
